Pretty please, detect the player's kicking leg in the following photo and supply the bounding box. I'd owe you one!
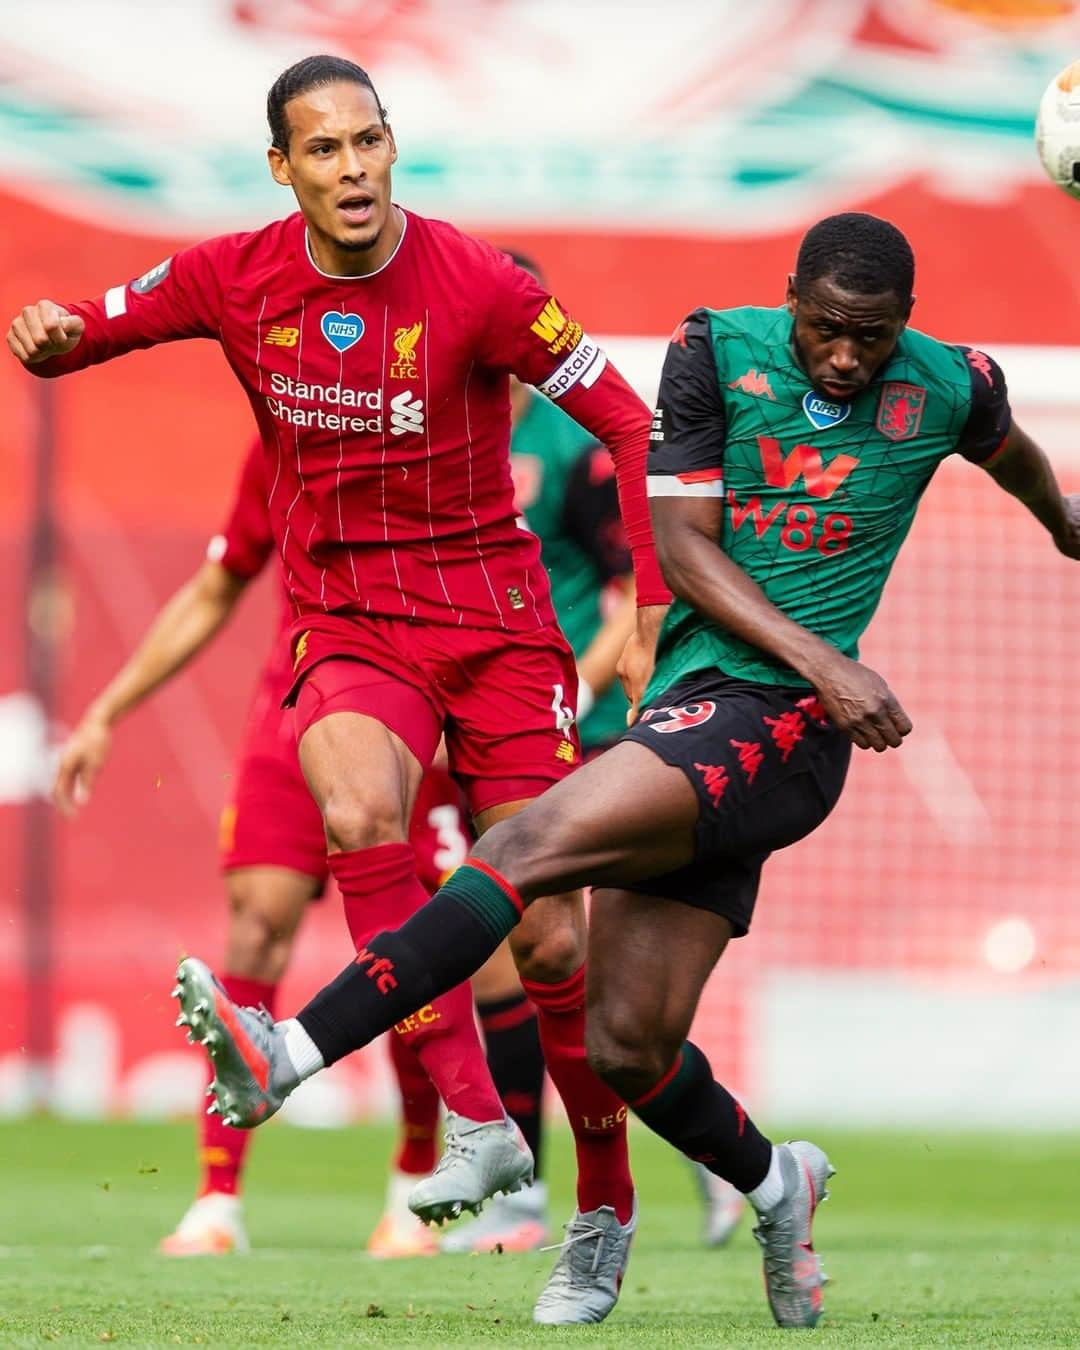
[163,864,315,1255]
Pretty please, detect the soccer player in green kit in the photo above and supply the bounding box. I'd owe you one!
[177,213,1080,1328]
[500,250,748,1250]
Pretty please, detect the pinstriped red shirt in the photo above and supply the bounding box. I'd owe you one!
[38,209,667,628]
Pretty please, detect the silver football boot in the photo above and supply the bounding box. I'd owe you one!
[172,957,299,1128]
[407,1112,534,1225]
[752,1140,835,1328]
[532,1200,637,1325]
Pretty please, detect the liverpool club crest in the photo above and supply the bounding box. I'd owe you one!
[390,320,423,380]
[876,382,926,442]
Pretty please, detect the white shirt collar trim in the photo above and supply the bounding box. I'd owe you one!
[304,207,407,281]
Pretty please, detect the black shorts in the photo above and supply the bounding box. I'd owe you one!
[620,670,852,936]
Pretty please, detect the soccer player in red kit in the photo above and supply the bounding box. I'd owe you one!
[52,436,495,1259]
[9,56,669,1321]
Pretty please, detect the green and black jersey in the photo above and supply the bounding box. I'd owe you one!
[512,391,631,747]
[645,305,1011,699]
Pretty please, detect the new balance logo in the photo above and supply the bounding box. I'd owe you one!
[728,368,776,400]
[354,946,398,994]
[264,325,299,348]
[757,436,859,500]
[389,390,425,436]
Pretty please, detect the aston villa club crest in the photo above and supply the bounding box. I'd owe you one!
[876,382,926,441]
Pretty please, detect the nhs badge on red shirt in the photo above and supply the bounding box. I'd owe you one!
[321,312,365,353]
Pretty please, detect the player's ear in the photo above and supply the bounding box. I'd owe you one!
[268,146,292,188]
[785,274,798,315]
[386,124,398,165]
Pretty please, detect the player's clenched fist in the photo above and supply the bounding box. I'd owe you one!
[6,300,85,365]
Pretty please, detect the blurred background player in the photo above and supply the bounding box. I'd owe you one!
[52,436,544,1259]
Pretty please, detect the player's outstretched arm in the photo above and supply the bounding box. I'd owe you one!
[651,493,912,753]
[981,420,1080,559]
[7,301,85,365]
[53,561,248,814]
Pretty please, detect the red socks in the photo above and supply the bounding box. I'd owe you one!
[198,974,277,1196]
[522,964,634,1223]
[330,843,504,1124]
[386,1022,441,1175]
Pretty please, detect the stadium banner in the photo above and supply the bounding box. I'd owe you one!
[1,0,1079,1125]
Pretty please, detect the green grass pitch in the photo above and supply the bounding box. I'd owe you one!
[2,1117,1079,1346]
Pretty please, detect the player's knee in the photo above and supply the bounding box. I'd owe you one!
[585,1005,676,1102]
[475,805,566,898]
[322,784,406,853]
[225,884,294,982]
[510,916,584,984]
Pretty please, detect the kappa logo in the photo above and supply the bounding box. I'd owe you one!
[876,382,926,442]
[964,348,994,388]
[694,761,730,808]
[388,390,425,436]
[728,368,777,401]
[264,325,299,348]
[320,311,365,353]
[390,320,423,379]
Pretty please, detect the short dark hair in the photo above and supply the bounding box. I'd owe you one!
[795,213,915,302]
[503,249,545,285]
[267,55,387,153]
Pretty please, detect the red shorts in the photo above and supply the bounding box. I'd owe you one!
[289,613,582,816]
[222,655,473,889]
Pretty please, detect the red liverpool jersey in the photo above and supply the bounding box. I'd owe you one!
[37,209,668,628]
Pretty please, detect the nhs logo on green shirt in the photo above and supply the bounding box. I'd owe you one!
[802,391,851,431]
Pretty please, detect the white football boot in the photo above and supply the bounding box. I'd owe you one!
[159,1192,249,1256]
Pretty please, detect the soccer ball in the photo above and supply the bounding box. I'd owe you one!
[1036,60,1080,199]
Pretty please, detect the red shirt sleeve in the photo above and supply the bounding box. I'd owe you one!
[206,438,273,580]
[27,237,229,378]
[478,250,670,607]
